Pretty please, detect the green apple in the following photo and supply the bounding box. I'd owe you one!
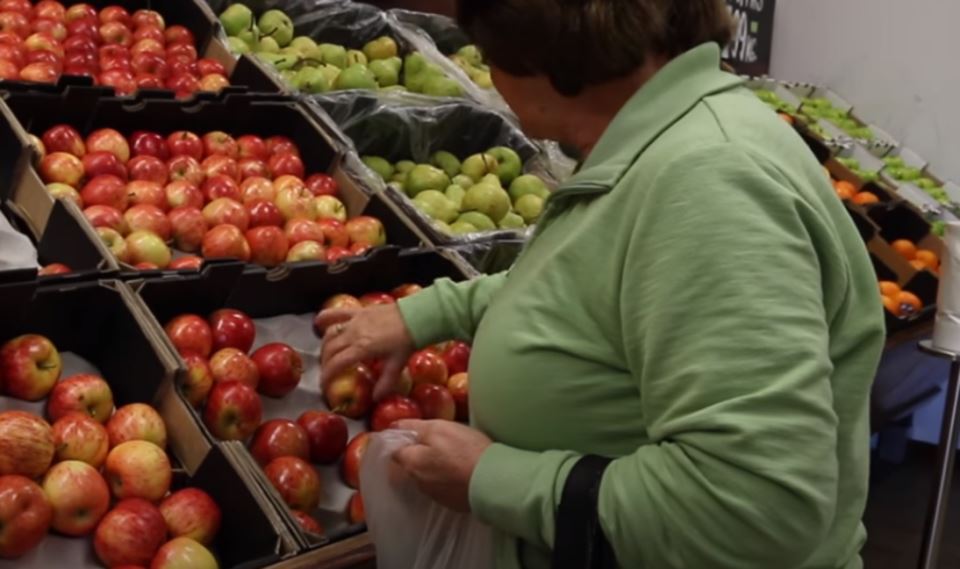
[346,50,368,67]
[456,212,496,231]
[219,4,254,37]
[363,36,398,61]
[509,174,549,202]
[424,76,464,98]
[461,153,498,182]
[258,10,294,48]
[362,156,394,181]
[413,190,458,223]
[318,43,347,69]
[430,151,461,178]
[395,160,416,174]
[498,212,525,229]
[449,220,478,235]
[334,64,378,90]
[293,66,329,93]
[256,36,280,53]
[444,184,465,209]
[318,64,341,86]
[456,44,483,67]
[405,165,450,197]
[227,36,251,54]
[369,59,399,87]
[462,182,511,222]
[289,36,317,54]
[451,174,474,189]
[487,147,522,184]
[514,194,544,224]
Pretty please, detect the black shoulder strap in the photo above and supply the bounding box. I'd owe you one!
[551,455,618,569]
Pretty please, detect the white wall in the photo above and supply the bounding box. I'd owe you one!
[770,0,960,180]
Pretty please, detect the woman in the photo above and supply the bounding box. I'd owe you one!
[319,1,885,568]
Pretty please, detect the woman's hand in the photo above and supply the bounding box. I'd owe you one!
[392,419,492,512]
[317,304,416,400]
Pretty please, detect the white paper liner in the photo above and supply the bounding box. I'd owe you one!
[934,222,960,352]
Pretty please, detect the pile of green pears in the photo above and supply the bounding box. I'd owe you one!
[362,148,550,234]
[880,156,950,205]
[449,45,493,89]
[219,3,465,96]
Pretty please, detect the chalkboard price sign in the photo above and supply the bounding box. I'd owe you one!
[722,0,776,76]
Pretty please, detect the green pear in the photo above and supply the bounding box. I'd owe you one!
[318,43,347,69]
[289,36,317,54]
[219,4,254,37]
[434,220,452,234]
[480,173,502,187]
[449,54,470,71]
[451,174,474,189]
[404,52,427,76]
[431,151,461,178]
[405,164,450,197]
[470,68,493,88]
[257,52,298,71]
[514,194,544,224]
[444,184,465,209]
[387,181,404,193]
[346,50,368,66]
[395,160,416,174]
[498,212,525,229]
[487,147,523,184]
[258,10,294,48]
[449,221,478,235]
[884,156,906,168]
[280,69,297,83]
[509,174,549,202]
[369,59,399,87]
[456,44,483,67]
[363,36,399,61]
[236,25,259,47]
[318,64,341,85]
[256,36,280,54]
[334,64,378,90]
[457,211,496,231]
[412,196,439,219]
[362,156,394,181]
[461,153,499,182]
[424,76,464,97]
[293,66,329,93]
[462,182,511,222]
[385,56,402,72]
[413,190,458,223]
[916,178,939,190]
[380,85,407,93]
[227,36,251,54]
[391,172,408,185]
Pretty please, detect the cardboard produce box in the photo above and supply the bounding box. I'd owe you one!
[133,246,475,564]
[0,87,424,277]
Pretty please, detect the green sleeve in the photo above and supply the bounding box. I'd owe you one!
[469,144,841,568]
[396,272,508,348]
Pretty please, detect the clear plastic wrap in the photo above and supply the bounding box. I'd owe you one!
[360,429,493,569]
[0,210,38,271]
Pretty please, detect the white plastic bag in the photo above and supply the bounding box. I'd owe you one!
[360,430,494,569]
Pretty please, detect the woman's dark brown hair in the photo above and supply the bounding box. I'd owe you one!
[457,0,733,96]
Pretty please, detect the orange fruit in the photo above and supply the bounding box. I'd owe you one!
[834,181,857,200]
[892,239,918,260]
[915,249,940,269]
[879,281,901,297]
[910,259,927,271]
[852,192,879,205]
[898,291,923,314]
[778,113,795,125]
[882,295,901,316]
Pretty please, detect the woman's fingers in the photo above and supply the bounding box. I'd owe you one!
[322,345,368,385]
[321,322,354,368]
[314,308,358,333]
[373,353,408,402]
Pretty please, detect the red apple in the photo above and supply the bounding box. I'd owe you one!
[340,432,369,489]
[33,0,65,21]
[321,293,362,311]
[42,124,85,157]
[203,197,248,231]
[106,403,167,449]
[159,489,220,545]
[47,373,114,423]
[390,283,423,299]
[359,292,395,307]
[51,412,109,467]
[264,456,320,512]
[132,26,163,46]
[249,419,309,465]
[237,134,268,160]
[126,229,172,267]
[0,31,22,45]
[203,380,262,441]
[163,25,194,46]
[438,341,471,377]
[209,347,259,389]
[124,204,172,241]
[38,262,71,276]
[0,334,61,401]
[167,155,204,186]
[98,226,130,262]
[164,180,202,209]
[291,510,323,535]
[404,349,449,387]
[131,9,164,31]
[251,343,302,398]
[63,34,95,56]
[318,218,349,247]
[273,174,306,194]
[168,206,207,252]
[99,5,131,26]
[65,16,97,41]
[286,240,325,263]
[39,151,84,186]
[238,157,269,180]
[410,383,455,421]
[284,218,325,245]
[0,41,24,66]
[131,130,169,160]
[296,411,347,464]
[42,460,110,536]
[167,58,196,78]
[197,73,229,93]
[165,43,196,64]
[130,38,163,58]
[94,498,167,567]
[201,224,250,261]
[0,411,54,477]
[305,173,338,197]
[164,314,212,358]
[275,186,316,221]
[100,68,138,96]
[32,18,66,42]
[126,156,169,186]
[81,174,127,210]
[166,131,202,160]
[127,180,167,210]
[63,49,95,71]
[201,154,239,181]
[134,261,160,271]
[25,47,64,71]
[169,255,202,270]
[266,136,299,157]
[86,128,130,162]
[0,475,52,558]
[0,58,19,79]
[447,372,469,421]
[99,20,132,47]
[325,246,351,263]
[151,537,218,569]
[201,131,238,158]
[345,216,386,247]
[201,174,241,202]
[19,61,59,82]
[347,492,364,524]
[208,308,255,353]
[0,11,28,38]
[179,352,213,407]
[240,176,275,203]
[245,226,289,268]
[99,44,131,65]
[323,364,374,420]
[196,58,226,77]
[104,440,171,501]
[135,72,165,89]
[65,3,96,22]
[82,150,127,180]
[131,51,167,78]
[370,395,421,432]
[268,152,305,179]
[247,199,283,228]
